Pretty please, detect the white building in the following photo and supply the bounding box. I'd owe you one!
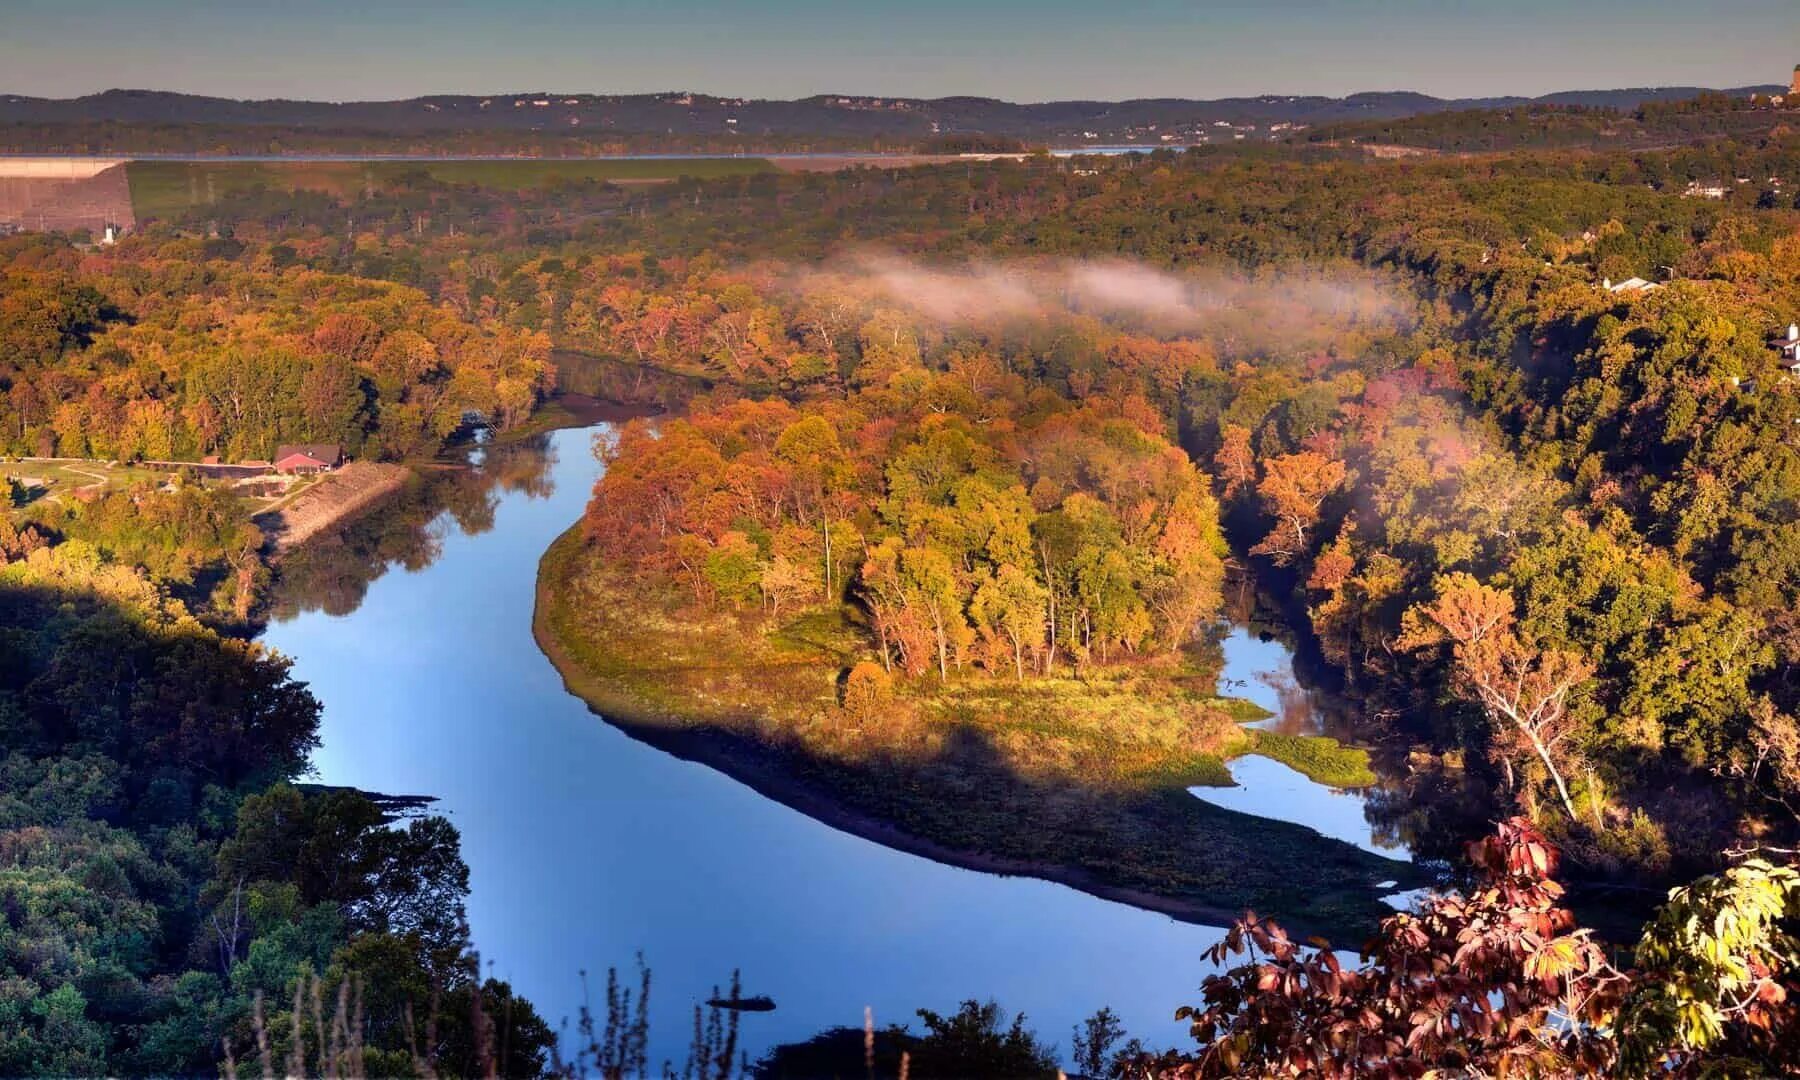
[1774,323,1800,371]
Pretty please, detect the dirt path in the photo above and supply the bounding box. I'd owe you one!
[253,462,410,555]
[62,466,108,491]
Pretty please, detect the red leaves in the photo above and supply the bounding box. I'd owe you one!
[1144,817,1618,1078]
[1480,818,1560,882]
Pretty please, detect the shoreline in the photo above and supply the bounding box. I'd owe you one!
[255,461,412,556]
[262,391,643,560]
[528,524,1250,931]
[531,523,1415,942]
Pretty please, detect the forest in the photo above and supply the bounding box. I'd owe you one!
[1297,91,1800,152]
[0,526,556,1073]
[0,233,554,462]
[6,92,1800,1073]
[367,141,1800,887]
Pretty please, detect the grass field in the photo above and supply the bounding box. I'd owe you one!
[126,157,778,220]
[5,459,174,500]
[534,527,1419,939]
[3,458,316,525]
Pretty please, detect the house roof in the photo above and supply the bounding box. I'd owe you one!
[273,443,342,466]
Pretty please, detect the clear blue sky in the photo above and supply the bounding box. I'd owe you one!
[3,0,1795,102]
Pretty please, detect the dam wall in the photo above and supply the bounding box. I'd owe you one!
[0,159,134,232]
[0,157,127,179]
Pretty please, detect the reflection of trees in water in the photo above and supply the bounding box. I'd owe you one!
[552,350,709,409]
[1223,572,1258,627]
[477,433,560,502]
[1360,764,1495,870]
[1260,667,1320,737]
[1219,566,1503,870]
[267,433,560,620]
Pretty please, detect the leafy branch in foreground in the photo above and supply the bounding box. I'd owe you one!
[1127,819,1800,1078]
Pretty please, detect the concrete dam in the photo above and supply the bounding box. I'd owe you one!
[0,157,134,233]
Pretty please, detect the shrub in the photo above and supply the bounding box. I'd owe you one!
[841,661,895,723]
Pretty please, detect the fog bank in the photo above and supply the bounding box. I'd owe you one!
[785,253,1404,339]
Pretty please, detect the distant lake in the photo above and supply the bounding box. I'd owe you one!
[3,148,1174,163]
[264,421,1398,1068]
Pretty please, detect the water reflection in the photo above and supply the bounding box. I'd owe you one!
[1200,591,1493,872]
[1218,627,1323,735]
[1193,625,1414,861]
[551,350,711,411]
[264,423,1235,1069]
[269,433,564,620]
[1191,756,1412,861]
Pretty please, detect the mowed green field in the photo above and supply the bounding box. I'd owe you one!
[126,157,777,219]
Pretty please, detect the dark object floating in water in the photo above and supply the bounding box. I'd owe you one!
[707,995,776,1012]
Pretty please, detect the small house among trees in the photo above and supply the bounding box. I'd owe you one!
[1772,323,1800,374]
[273,443,343,474]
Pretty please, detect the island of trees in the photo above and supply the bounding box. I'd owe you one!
[6,86,1800,1073]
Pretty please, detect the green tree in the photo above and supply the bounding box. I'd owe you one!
[972,564,1049,681]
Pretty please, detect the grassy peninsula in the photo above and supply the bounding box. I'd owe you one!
[536,525,1411,939]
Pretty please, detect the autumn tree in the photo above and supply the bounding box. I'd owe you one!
[841,661,896,725]
[1248,451,1347,566]
[775,414,854,601]
[858,538,933,676]
[1401,573,1594,823]
[899,545,968,680]
[1137,819,1618,1078]
[972,563,1049,681]
[1135,821,1800,1078]
[1213,423,1256,500]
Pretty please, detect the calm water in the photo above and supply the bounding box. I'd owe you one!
[264,422,1392,1068]
[1197,628,1415,861]
[1190,756,1412,861]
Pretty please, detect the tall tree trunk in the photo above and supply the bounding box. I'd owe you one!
[1518,723,1579,823]
[931,610,948,680]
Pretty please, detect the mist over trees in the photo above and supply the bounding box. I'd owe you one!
[6,90,1800,1073]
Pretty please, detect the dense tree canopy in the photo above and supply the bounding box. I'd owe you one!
[0,506,551,1074]
[0,234,553,463]
[8,98,1800,1072]
[588,374,1228,683]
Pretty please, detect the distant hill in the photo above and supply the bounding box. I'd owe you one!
[0,85,1786,149]
[1297,89,1800,154]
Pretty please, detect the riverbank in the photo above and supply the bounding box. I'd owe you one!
[254,399,593,559]
[533,524,1418,941]
[254,461,411,555]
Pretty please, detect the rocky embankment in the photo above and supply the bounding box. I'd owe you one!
[255,462,410,554]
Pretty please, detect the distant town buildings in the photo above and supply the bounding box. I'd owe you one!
[1791,63,1800,96]
[1604,276,1662,294]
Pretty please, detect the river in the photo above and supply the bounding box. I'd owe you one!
[1196,628,1416,862]
[263,421,1409,1069]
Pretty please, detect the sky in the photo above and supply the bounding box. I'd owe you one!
[2,0,1796,103]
